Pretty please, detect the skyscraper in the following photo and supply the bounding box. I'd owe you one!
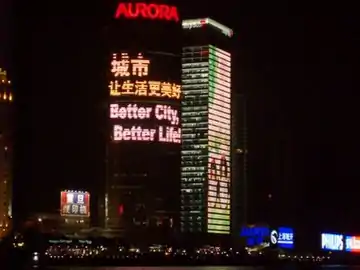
[0,68,13,238]
[104,2,182,240]
[181,19,233,235]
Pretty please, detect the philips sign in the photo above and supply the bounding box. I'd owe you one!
[321,233,344,251]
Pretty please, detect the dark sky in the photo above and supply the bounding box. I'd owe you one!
[4,0,360,231]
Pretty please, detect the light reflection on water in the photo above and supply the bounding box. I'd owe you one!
[49,266,360,270]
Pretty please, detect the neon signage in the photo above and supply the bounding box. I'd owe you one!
[270,227,294,249]
[109,53,181,99]
[114,3,179,22]
[109,80,180,98]
[60,191,90,217]
[111,103,180,144]
[321,233,344,251]
[346,236,360,252]
[111,52,149,77]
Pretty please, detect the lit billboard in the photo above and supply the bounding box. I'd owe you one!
[110,103,180,143]
[240,226,270,246]
[109,52,180,100]
[109,52,181,145]
[60,191,90,217]
[270,227,294,249]
[345,236,360,252]
[321,233,344,251]
[114,2,179,22]
[207,45,231,234]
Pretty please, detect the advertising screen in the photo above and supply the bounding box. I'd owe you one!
[321,233,344,251]
[109,52,181,145]
[109,52,180,100]
[110,103,180,143]
[60,191,90,217]
[270,227,294,249]
[345,236,360,252]
[240,226,270,246]
[207,46,231,234]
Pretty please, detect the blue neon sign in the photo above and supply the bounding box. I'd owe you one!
[277,227,294,249]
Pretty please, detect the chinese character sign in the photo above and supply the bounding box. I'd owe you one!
[275,227,294,249]
[109,52,181,99]
[60,191,90,217]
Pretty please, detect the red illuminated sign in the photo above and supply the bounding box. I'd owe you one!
[114,3,179,22]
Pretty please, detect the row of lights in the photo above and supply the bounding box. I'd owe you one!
[0,92,13,101]
[0,79,11,84]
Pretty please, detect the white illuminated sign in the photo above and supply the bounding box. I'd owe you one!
[110,104,179,125]
[322,233,344,251]
[270,230,278,245]
[110,103,181,144]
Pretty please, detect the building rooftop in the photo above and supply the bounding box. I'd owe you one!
[182,18,233,38]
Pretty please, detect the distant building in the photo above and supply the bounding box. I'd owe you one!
[0,68,13,238]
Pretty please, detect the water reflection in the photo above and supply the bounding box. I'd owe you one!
[49,266,360,270]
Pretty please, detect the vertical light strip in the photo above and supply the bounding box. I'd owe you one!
[207,45,231,234]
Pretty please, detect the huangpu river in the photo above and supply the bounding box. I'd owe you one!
[48,266,360,270]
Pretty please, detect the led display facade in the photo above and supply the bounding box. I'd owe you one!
[207,46,231,233]
[181,45,231,234]
[109,52,180,100]
[107,51,181,231]
[110,103,180,143]
[60,191,90,217]
[109,52,181,145]
[105,6,182,233]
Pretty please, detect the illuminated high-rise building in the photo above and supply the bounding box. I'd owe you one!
[103,2,182,240]
[0,68,13,238]
[181,19,233,235]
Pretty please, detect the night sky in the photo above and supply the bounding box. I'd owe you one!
[2,1,359,232]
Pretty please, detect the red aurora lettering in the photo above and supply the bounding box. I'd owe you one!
[114,3,179,22]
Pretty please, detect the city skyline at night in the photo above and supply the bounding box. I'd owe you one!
[2,0,358,245]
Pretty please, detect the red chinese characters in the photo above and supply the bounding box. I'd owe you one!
[114,2,179,22]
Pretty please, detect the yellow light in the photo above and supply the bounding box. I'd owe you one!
[109,52,180,99]
[109,79,180,99]
[111,52,150,77]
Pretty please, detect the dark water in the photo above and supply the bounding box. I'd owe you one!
[48,266,360,270]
